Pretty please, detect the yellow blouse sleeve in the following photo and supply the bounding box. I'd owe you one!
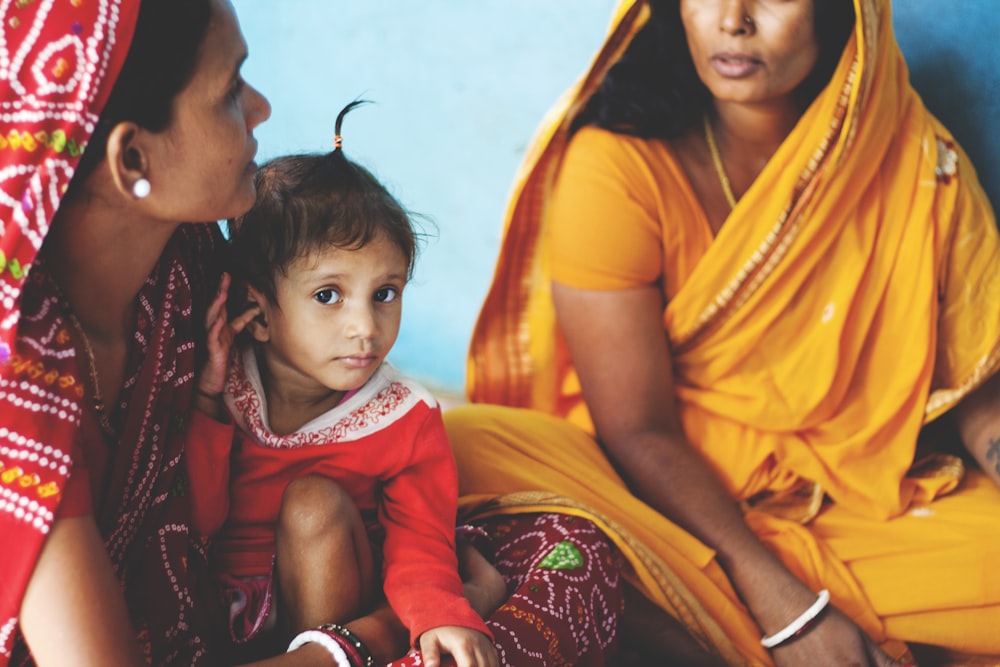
[548,127,664,291]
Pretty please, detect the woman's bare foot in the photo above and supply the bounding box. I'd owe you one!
[457,538,507,619]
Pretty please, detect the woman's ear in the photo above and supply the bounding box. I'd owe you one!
[105,122,151,200]
[245,284,271,343]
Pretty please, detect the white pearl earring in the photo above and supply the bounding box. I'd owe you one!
[132,177,151,199]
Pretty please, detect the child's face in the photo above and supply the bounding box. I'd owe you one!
[254,232,408,398]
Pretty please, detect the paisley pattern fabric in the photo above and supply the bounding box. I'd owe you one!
[386,513,622,667]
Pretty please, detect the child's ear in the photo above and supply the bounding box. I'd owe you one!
[245,285,271,343]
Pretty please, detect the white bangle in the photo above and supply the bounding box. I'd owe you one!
[287,629,352,667]
[760,589,831,649]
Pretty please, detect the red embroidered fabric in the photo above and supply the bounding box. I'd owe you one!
[0,1,139,661]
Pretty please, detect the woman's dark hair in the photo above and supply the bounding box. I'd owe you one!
[227,102,419,309]
[572,0,856,139]
[69,0,213,190]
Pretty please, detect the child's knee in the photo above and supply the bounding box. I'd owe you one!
[278,475,357,538]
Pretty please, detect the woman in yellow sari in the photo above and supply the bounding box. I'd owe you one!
[446,0,1000,664]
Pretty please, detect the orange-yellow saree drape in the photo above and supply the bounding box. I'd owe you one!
[454,0,1000,663]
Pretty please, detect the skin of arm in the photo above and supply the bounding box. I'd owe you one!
[550,281,899,666]
[954,371,1000,487]
[18,515,358,667]
[20,515,147,666]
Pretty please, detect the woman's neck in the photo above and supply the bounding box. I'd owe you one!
[710,101,801,170]
[43,194,180,342]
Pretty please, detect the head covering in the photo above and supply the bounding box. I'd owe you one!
[0,1,138,659]
[0,0,138,363]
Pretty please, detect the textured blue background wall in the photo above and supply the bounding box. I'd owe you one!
[238,2,1000,395]
[894,0,999,208]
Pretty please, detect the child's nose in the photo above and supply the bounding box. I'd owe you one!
[345,302,377,340]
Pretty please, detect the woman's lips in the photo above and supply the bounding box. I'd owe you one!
[711,53,762,78]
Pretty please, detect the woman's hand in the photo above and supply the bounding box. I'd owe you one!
[418,626,498,667]
[770,606,909,667]
[195,272,258,415]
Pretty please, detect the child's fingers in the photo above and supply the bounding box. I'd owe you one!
[421,642,441,667]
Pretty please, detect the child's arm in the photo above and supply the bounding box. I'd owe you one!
[185,273,259,536]
[378,405,496,666]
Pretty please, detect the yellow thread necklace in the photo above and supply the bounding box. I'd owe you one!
[703,114,739,210]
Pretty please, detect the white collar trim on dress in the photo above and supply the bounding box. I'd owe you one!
[223,346,438,449]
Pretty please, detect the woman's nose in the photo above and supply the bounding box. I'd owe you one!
[720,0,753,36]
[247,83,272,129]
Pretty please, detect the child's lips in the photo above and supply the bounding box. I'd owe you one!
[338,355,377,369]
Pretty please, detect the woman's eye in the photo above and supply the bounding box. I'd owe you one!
[314,288,341,304]
[374,287,399,303]
[227,77,245,102]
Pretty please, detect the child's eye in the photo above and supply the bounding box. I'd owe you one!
[314,288,341,304]
[374,287,399,303]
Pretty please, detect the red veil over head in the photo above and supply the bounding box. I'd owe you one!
[0,0,137,360]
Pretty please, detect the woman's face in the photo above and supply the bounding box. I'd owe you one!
[147,0,271,224]
[680,0,819,109]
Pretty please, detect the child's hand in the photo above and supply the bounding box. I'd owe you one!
[418,626,498,667]
[195,273,259,415]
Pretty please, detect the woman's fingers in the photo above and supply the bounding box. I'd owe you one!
[205,272,231,326]
[228,303,261,335]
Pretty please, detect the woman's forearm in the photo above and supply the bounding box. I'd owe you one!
[20,516,146,667]
[955,372,1000,488]
[608,428,822,635]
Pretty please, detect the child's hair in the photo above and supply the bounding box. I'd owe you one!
[228,101,418,309]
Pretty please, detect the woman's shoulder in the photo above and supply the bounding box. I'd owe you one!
[569,124,673,154]
[563,124,685,181]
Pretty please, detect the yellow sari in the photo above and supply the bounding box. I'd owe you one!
[449,0,1000,664]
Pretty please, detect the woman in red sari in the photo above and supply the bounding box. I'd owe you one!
[0,0,280,664]
[0,2,624,666]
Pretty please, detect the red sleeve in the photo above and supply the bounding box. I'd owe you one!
[378,406,491,645]
[183,409,236,538]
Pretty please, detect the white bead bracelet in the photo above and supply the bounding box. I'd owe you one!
[287,628,352,667]
[760,589,831,649]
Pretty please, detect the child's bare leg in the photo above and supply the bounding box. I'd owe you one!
[276,475,374,634]
[457,536,507,619]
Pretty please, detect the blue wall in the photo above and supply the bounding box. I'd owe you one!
[238,1,1000,395]
[894,1,1000,209]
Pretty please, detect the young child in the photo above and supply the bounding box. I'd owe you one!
[184,102,500,667]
